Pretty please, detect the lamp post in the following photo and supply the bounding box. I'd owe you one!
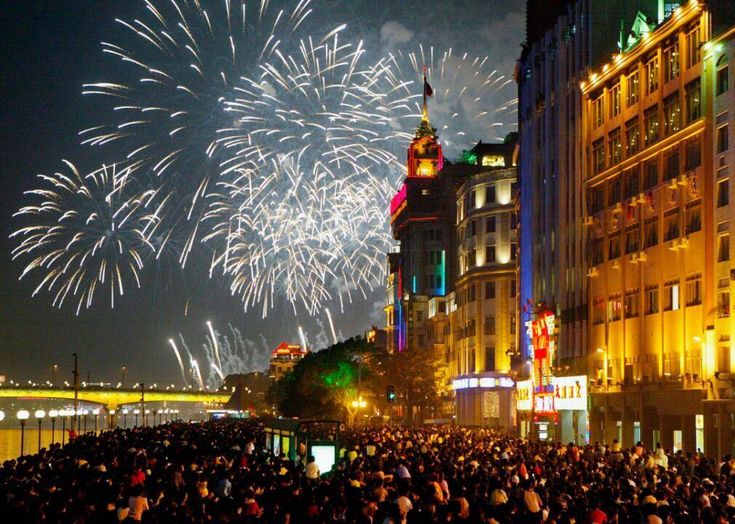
[17,410,30,456]
[92,408,100,434]
[121,366,127,388]
[122,409,129,429]
[108,409,116,430]
[144,409,150,426]
[51,364,58,385]
[49,410,58,445]
[80,409,88,433]
[60,409,68,445]
[133,409,140,426]
[35,410,46,452]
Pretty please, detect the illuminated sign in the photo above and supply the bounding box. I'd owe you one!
[525,311,555,359]
[516,379,533,411]
[453,376,515,390]
[534,393,555,414]
[551,375,587,411]
[389,183,408,215]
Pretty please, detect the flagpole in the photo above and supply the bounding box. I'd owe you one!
[422,65,428,121]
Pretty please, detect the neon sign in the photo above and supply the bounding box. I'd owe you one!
[389,183,408,215]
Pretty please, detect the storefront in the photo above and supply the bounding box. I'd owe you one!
[552,375,588,445]
[516,378,533,438]
[453,373,516,429]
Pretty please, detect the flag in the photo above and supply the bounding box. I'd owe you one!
[645,190,655,212]
[423,66,433,97]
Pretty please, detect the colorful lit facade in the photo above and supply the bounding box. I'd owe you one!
[269,342,307,380]
[517,0,676,444]
[582,0,735,457]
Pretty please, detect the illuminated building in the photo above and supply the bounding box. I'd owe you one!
[517,0,677,444]
[388,96,456,356]
[449,138,520,427]
[582,1,735,456]
[269,342,307,380]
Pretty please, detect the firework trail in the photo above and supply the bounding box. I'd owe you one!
[298,325,309,352]
[325,308,338,345]
[206,320,223,374]
[168,338,189,386]
[371,45,518,152]
[11,161,158,314]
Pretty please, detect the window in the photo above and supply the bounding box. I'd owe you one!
[646,286,659,314]
[510,279,516,297]
[469,189,476,208]
[590,238,604,265]
[469,220,477,237]
[486,216,496,233]
[644,105,659,145]
[718,290,731,318]
[589,186,604,213]
[485,245,496,264]
[417,311,424,322]
[608,294,622,321]
[686,275,702,306]
[663,94,681,136]
[686,79,701,123]
[486,185,496,204]
[609,178,621,206]
[469,248,478,267]
[510,242,517,261]
[717,55,729,95]
[593,138,605,173]
[644,159,658,190]
[625,168,640,198]
[718,179,729,207]
[686,25,700,69]
[593,297,605,324]
[485,281,495,299]
[469,284,477,302]
[686,204,701,234]
[626,117,640,156]
[625,290,640,317]
[593,95,604,128]
[485,347,495,371]
[645,57,659,95]
[627,71,639,107]
[510,313,516,334]
[664,280,680,311]
[664,147,680,181]
[718,235,730,262]
[485,315,496,335]
[664,42,679,83]
[717,125,729,153]
[510,213,517,230]
[609,127,622,165]
[664,212,679,241]
[608,235,621,259]
[685,139,701,170]
[626,228,639,254]
[644,219,658,248]
[610,83,621,118]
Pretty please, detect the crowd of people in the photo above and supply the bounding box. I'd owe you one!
[1,419,735,523]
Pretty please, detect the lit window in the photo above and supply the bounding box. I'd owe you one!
[482,155,505,167]
[686,79,701,123]
[664,281,680,311]
[646,286,659,314]
[626,71,639,107]
[663,94,681,136]
[594,95,604,127]
[610,83,621,118]
[644,105,660,145]
[664,42,679,83]
[717,125,729,154]
[686,25,700,69]
[686,275,702,306]
[718,235,730,263]
[645,57,659,95]
[717,54,729,95]
[717,178,729,207]
[608,128,622,165]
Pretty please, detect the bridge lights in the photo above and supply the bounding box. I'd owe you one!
[17,410,30,455]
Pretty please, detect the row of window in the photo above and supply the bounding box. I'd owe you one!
[588,138,702,213]
[588,204,704,264]
[454,279,516,307]
[592,80,701,174]
[457,182,517,223]
[460,214,517,239]
[483,314,517,336]
[592,26,701,129]
[592,276,705,323]
[461,243,518,272]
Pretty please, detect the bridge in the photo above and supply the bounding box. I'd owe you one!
[0,386,232,410]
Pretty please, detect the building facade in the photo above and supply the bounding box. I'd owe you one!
[581,0,735,457]
[269,343,306,380]
[517,0,669,443]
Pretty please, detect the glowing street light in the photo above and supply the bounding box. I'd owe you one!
[35,410,46,452]
[17,410,30,455]
[49,410,59,445]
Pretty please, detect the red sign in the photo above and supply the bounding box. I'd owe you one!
[526,311,555,360]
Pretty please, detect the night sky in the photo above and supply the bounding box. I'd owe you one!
[0,1,523,386]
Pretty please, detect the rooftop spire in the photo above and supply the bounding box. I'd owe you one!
[415,66,437,139]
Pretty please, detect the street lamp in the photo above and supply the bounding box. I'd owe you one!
[79,409,88,433]
[92,408,100,434]
[122,409,129,429]
[52,364,58,385]
[35,410,46,452]
[121,366,127,388]
[49,410,59,445]
[60,409,68,445]
[133,409,140,426]
[109,409,116,429]
[17,410,30,456]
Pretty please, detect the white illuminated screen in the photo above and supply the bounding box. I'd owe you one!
[273,434,281,456]
[311,444,336,475]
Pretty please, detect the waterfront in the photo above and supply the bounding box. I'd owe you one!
[0,428,71,462]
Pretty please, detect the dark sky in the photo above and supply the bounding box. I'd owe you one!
[0,0,524,386]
